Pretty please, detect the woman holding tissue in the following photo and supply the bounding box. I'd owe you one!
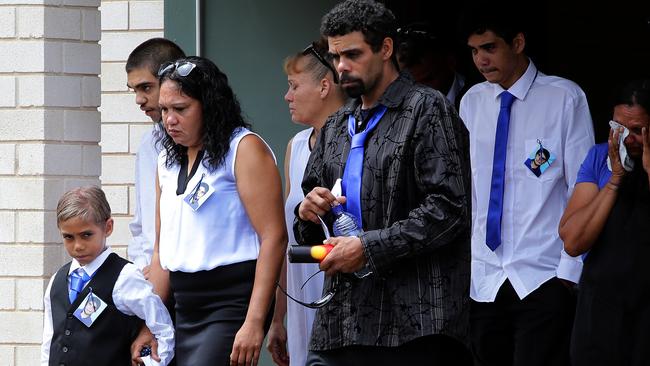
[559,79,650,366]
[559,79,650,255]
[148,56,287,366]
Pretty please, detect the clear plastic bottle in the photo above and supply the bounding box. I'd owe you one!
[331,179,373,278]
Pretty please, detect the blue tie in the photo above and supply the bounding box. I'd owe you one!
[69,268,90,303]
[486,91,516,251]
[342,105,388,227]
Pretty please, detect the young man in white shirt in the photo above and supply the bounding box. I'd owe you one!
[125,38,185,365]
[458,9,594,366]
[125,38,185,275]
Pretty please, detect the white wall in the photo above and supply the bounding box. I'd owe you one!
[0,1,102,364]
[98,0,164,257]
[0,1,164,364]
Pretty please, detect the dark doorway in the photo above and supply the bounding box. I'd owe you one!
[385,0,650,142]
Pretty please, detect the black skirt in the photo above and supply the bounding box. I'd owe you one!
[169,260,273,366]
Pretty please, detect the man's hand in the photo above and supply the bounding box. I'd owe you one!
[131,325,159,366]
[319,236,367,276]
[266,321,289,366]
[298,187,338,224]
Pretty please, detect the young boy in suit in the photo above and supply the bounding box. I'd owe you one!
[41,186,174,366]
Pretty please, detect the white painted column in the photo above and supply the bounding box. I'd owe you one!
[99,0,163,256]
[0,1,101,364]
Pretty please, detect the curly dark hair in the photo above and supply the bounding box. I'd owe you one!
[320,0,397,53]
[158,56,250,170]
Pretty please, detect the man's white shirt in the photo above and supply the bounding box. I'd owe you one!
[129,124,163,269]
[460,61,594,302]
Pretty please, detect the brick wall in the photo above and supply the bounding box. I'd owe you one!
[98,0,164,257]
[0,1,102,364]
[0,1,164,364]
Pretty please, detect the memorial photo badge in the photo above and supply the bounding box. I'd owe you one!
[524,139,555,177]
[73,289,107,327]
[183,173,214,211]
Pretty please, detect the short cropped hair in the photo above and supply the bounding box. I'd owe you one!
[283,38,331,82]
[125,38,186,76]
[56,186,111,227]
[320,0,397,53]
[459,6,526,44]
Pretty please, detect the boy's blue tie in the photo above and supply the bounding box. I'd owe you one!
[486,91,516,251]
[69,268,90,303]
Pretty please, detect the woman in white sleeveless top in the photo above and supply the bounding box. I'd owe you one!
[149,56,287,366]
[267,40,346,366]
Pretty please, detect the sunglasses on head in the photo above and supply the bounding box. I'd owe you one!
[302,43,339,84]
[396,26,438,42]
[158,61,197,77]
[277,272,340,309]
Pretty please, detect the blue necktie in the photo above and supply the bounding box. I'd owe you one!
[69,268,90,303]
[342,105,388,227]
[486,91,516,251]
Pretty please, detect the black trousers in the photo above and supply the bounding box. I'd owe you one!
[306,334,472,366]
[470,278,576,366]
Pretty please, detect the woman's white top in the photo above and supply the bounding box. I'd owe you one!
[284,128,323,366]
[158,127,272,272]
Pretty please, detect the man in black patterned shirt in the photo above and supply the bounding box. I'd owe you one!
[293,1,472,364]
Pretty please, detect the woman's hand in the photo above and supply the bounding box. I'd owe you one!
[608,127,626,186]
[266,321,289,366]
[642,127,650,173]
[230,321,265,366]
[642,127,650,188]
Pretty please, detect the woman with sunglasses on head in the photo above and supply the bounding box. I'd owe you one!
[148,56,287,366]
[266,39,345,366]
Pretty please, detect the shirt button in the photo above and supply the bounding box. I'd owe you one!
[66,313,73,319]
[62,346,68,352]
[344,282,351,288]
[64,329,71,336]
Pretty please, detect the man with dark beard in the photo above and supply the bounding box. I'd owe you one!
[292,1,472,365]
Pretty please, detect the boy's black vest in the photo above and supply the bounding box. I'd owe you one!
[48,253,142,366]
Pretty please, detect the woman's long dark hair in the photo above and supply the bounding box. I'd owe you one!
[158,56,250,170]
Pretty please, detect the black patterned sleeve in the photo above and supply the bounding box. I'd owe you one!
[362,92,471,274]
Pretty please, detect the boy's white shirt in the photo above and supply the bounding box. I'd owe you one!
[41,247,174,366]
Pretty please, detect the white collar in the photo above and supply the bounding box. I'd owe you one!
[491,59,539,102]
[68,247,113,277]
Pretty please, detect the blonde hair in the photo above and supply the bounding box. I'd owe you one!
[283,38,332,82]
[56,186,111,227]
